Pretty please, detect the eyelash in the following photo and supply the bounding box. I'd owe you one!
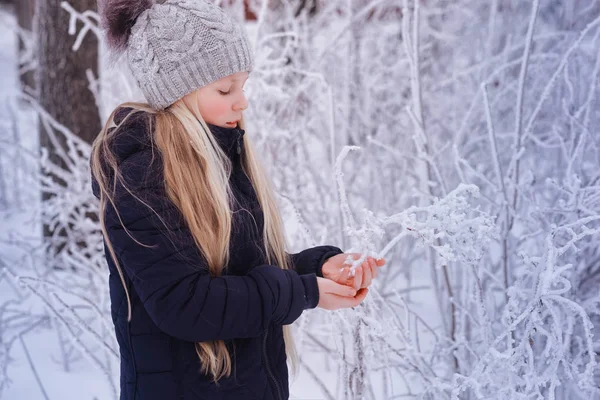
[218,88,246,96]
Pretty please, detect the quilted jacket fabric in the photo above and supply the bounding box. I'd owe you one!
[90,108,343,399]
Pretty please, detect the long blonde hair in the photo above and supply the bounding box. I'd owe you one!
[90,100,298,382]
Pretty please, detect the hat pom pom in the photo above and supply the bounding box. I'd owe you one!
[99,0,154,54]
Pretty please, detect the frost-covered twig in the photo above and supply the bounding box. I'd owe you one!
[60,1,102,52]
[4,268,118,398]
[19,335,50,400]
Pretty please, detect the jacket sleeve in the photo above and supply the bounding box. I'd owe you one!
[288,246,344,277]
[94,120,318,343]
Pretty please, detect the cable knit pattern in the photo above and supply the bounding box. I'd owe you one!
[127,0,254,109]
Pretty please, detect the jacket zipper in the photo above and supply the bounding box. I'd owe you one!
[263,329,282,400]
[236,130,242,154]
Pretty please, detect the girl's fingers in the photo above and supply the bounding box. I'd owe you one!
[325,279,357,297]
[345,268,356,287]
[339,267,351,284]
[348,288,369,306]
[354,288,369,303]
[343,254,386,288]
[353,266,363,290]
[368,257,378,279]
[362,261,373,288]
[330,288,369,308]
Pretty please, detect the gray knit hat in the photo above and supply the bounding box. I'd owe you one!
[100,0,254,109]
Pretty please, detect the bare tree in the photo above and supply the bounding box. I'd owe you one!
[36,0,100,144]
[35,0,101,264]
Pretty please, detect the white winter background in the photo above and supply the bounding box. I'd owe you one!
[1,1,600,399]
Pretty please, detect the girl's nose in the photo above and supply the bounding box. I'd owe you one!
[234,93,248,111]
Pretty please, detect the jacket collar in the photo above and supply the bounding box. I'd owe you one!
[206,123,245,158]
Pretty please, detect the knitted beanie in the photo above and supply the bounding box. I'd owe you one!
[99,0,254,109]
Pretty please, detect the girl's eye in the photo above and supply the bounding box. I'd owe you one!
[218,90,230,95]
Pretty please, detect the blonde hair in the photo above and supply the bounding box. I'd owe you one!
[90,100,298,382]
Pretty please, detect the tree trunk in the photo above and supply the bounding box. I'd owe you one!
[36,0,100,144]
[36,0,101,267]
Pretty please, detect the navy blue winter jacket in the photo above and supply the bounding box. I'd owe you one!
[90,108,343,400]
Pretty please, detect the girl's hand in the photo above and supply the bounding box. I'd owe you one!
[316,277,369,310]
[322,253,386,290]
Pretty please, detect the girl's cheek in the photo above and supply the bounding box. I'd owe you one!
[202,98,230,120]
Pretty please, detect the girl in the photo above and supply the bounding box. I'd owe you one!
[91,1,385,399]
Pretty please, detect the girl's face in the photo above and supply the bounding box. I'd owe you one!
[182,71,249,129]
